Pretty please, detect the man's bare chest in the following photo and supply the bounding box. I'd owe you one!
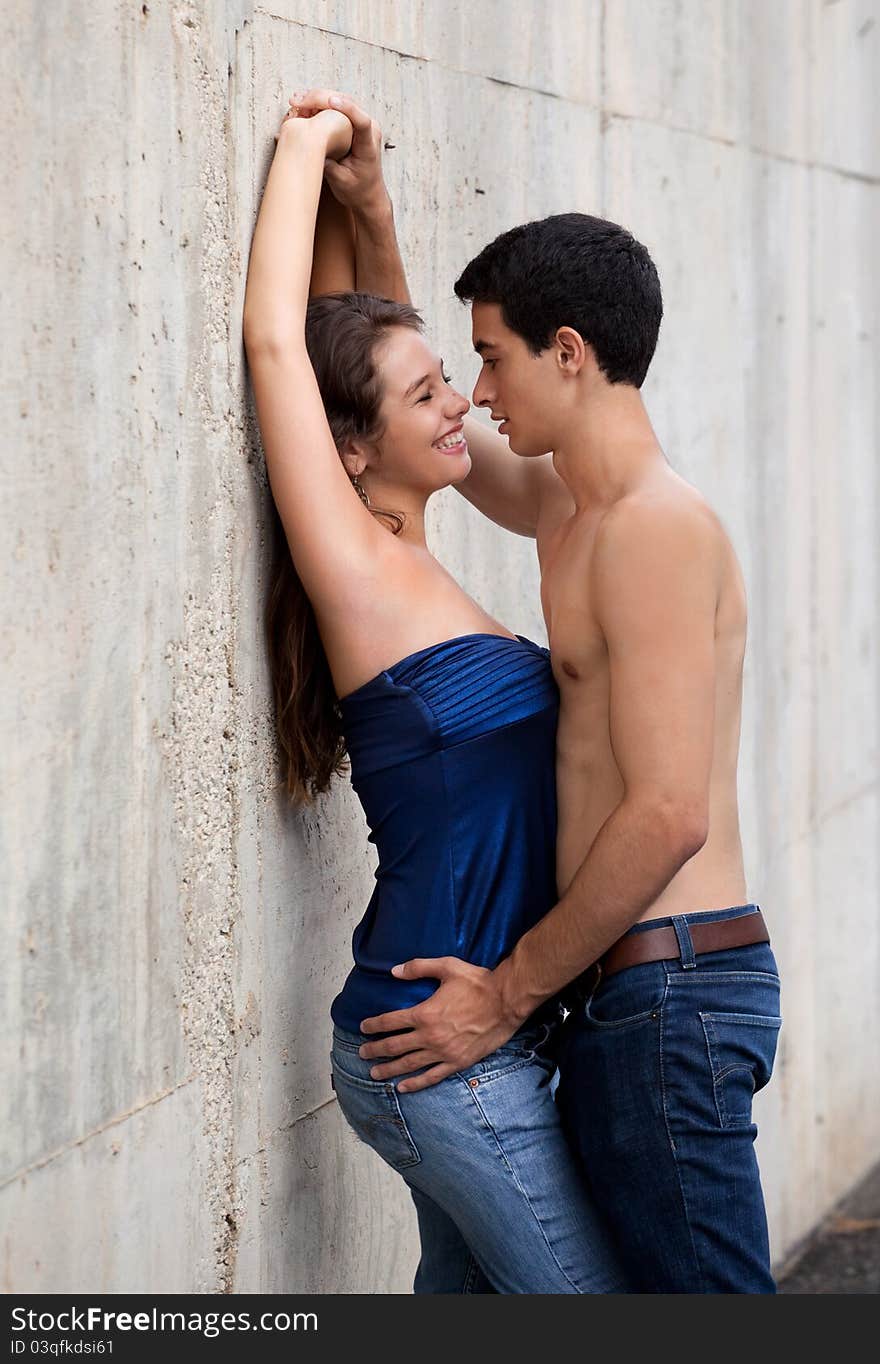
[538,518,607,693]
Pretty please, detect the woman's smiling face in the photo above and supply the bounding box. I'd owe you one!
[365,327,472,497]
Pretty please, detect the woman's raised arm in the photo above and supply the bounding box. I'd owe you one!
[243,110,385,608]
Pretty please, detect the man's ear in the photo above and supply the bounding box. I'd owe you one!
[555,326,588,376]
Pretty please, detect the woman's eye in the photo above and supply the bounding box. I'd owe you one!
[418,372,452,401]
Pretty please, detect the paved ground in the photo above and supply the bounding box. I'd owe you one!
[777,1160,880,1293]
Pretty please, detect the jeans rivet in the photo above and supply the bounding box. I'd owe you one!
[469,1078,479,1088]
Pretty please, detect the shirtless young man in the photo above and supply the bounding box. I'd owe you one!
[291,90,782,1294]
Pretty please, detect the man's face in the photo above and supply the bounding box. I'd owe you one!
[470,302,561,457]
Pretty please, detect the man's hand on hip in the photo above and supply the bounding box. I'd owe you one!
[358,957,522,1093]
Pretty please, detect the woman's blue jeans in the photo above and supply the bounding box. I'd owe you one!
[555,905,782,1293]
[330,1020,629,1293]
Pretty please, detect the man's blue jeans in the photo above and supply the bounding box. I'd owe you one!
[555,904,782,1293]
[331,1020,629,1293]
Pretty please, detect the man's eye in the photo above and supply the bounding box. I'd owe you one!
[483,358,497,369]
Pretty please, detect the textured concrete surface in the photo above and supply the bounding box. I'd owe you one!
[2,1,878,1293]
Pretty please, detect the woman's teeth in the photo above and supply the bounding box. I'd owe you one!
[435,433,464,450]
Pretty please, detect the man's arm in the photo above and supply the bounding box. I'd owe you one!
[493,499,716,1014]
[353,198,411,303]
[455,425,564,538]
[308,181,356,296]
[361,497,718,1090]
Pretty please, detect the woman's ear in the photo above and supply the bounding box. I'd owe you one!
[338,440,368,481]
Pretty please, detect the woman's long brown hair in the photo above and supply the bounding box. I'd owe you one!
[265,291,424,803]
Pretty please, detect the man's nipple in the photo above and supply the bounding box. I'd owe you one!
[561,660,579,679]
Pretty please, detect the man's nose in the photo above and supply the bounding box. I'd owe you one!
[472,372,492,408]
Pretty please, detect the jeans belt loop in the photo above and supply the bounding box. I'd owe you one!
[672,915,697,968]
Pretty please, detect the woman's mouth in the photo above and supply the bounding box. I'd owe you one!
[433,427,468,455]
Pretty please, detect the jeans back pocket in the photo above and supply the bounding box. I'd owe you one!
[330,1058,422,1171]
[699,1011,782,1130]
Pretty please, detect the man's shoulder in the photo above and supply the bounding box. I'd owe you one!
[595,474,723,557]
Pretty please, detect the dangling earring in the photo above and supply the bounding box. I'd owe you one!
[352,473,371,509]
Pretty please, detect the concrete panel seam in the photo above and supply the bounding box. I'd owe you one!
[484,73,560,100]
[232,1096,337,1168]
[252,8,591,105]
[0,1076,198,1191]
[249,10,880,184]
[286,1093,337,1126]
[254,7,430,66]
[602,110,880,185]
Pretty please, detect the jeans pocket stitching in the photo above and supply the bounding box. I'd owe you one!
[700,1011,783,1027]
[332,1064,422,1170]
[460,1022,556,1082]
[700,1011,782,1129]
[672,970,781,986]
[330,1057,388,1092]
[330,1032,364,1053]
[585,1005,659,1030]
[700,1013,728,1126]
[584,974,666,1030]
[381,1089,421,1168]
[370,1112,421,1168]
[458,1053,534,1087]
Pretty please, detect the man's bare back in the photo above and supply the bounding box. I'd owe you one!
[536,463,748,922]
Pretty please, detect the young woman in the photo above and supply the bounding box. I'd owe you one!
[243,96,626,1294]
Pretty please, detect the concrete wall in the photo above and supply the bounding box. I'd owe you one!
[2,0,877,1292]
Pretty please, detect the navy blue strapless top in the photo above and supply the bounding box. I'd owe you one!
[330,633,560,1034]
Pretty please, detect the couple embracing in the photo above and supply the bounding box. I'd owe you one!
[243,88,781,1295]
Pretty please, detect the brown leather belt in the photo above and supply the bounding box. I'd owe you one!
[598,909,770,981]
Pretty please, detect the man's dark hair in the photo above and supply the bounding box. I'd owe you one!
[454,212,662,388]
